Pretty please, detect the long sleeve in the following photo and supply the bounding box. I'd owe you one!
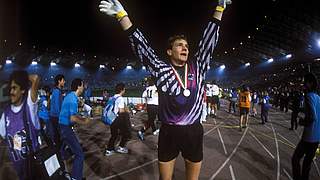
[127,27,170,79]
[195,19,221,76]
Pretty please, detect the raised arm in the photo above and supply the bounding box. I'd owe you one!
[99,0,168,79]
[28,74,40,103]
[196,0,231,75]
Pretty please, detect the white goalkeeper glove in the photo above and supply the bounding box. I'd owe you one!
[99,0,128,21]
[216,0,232,12]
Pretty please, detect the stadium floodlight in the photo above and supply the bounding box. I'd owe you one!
[6,59,12,64]
[50,62,56,66]
[31,61,37,65]
[285,54,292,59]
[99,64,105,69]
[267,58,274,63]
[245,62,250,67]
[126,65,132,69]
[74,63,80,67]
[142,66,146,70]
[219,64,226,69]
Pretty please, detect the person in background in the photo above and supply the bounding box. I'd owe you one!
[59,78,91,180]
[49,74,65,148]
[290,89,303,130]
[251,91,259,117]
[83,82,92,105]
[0,70,40,180]
[239,85,251,131]
[102,89,109,106]
[211,80,220,117]
[292,73,320,180]
[105,83,131,156]
[260,91,270,124]
[229,88,238,114]
[38,86,51,144]
[138,77,159,140]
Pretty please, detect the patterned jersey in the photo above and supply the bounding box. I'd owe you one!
[127,20,220,125]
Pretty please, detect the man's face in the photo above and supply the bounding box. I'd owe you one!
[58,78,65,88]
[78,82,84,95]
[167,39,189,65]
[10,81,25,106]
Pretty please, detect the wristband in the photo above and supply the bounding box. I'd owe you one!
[215,6,225,12]
[116,10,128,21]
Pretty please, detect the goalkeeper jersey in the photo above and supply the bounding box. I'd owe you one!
[127,19,220,125]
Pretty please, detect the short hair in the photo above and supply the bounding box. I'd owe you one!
[147,77,156,86]
[304,73,318,91]
[9,70,30,92]
[167,34,188,50]
[242,85,249,91]
[54,74,65,86]
[115,83,125,94]
[71,78,83,91]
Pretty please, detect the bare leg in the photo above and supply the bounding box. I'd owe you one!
[244,113,249,127]
[185,159,202,180]
[159,159,176,180]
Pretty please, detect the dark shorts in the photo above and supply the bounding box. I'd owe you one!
[212,95,219,105]
[240,107,250,115]
[158,122,203,162]
[207,96,214,104]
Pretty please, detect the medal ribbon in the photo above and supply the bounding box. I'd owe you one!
[172,64,188,89]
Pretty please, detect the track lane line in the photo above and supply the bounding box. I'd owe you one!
[249,131,275,159]
[209,125,249,180]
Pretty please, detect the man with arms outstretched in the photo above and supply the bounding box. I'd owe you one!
[99,0,231,179]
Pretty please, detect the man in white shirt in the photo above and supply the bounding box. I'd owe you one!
[105,83,131,156]
[206,83,213,116]
[211,80,220,117]
[138,77,159,140]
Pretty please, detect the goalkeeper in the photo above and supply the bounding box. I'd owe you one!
[99,0,231,179]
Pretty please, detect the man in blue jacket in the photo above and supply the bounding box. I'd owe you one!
[292,73,320,180]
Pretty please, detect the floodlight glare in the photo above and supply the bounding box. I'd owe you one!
[245,62,250,67]
[74,63,80,67]
[99,65,105,68]
[285,54,292,59]
[267,58,274,63]
[220,64,226,69]
[50,62,56,66]
[6,60,12,64]
[31,61,37,65]
[126,65,132,69]
[142,66,146,70]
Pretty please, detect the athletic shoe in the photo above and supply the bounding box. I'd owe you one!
[138,130,144,140]
[153,129,160,136]
[105,150,115,156]
[116,146,128,154]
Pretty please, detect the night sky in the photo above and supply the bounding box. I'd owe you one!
[0,0,316,58]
